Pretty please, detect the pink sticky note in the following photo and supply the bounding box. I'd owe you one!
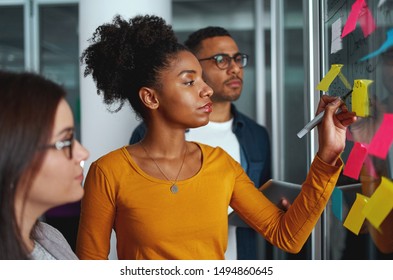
[368,114,393,159]
[342,0,376,38]
[342,0,361,38]
[343,142,368,180]
[358,2,376,37]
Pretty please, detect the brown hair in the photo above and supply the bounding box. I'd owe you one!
[0,70,66,259]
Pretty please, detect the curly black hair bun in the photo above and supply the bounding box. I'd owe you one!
[81,14,185,116]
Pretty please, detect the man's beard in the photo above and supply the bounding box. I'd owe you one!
[210,91,241,103]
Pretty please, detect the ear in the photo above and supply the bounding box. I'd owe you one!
[139,87,159,110]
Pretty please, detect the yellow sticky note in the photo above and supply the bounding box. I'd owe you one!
[316,64,344,91]
[343,193,369,235]
[352,79,373,117]
[337,71,352,90]
[362,177,393,230]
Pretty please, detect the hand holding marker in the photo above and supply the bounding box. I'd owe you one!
[297,90,353,138]
[298,64,353,138]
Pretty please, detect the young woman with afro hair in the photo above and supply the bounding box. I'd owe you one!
[76,14,356,260]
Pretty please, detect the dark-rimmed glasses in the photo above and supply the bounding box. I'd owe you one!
[198,53,248,70]
[40,134,74,159]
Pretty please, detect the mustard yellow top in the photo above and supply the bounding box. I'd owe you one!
[76,143,342,260]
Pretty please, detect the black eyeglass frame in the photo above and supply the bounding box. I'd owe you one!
[198,53,249,70]
[39,135,74,160]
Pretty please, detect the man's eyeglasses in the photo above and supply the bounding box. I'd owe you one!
[198,53,248,70]
[40,134,74,159]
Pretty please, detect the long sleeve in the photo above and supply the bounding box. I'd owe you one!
[76,161,116,260]
[230,155,343,253]
[75,144,342,259]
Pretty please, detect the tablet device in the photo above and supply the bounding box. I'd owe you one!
[228,179,302,228]
[258,179,302,205]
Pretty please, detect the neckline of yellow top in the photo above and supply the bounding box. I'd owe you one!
[140,142,188,194]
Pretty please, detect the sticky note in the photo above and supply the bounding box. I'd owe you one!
[341,0,362,38]
[368,114,393,159]
[331,18,343,54]
[343,142,368,180]
[342,0,376,39]
[338,72,352,90]
[358,0,377,38]
[343,193,369,235]
[362,177,393,229]
[352,79,372,117]
[316,64,350,91]
[332,187,343,221]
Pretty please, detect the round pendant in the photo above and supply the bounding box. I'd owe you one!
[170,184,178,194]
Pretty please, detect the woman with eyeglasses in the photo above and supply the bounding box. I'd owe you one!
[76,14,356,260]
[0,70,89,259]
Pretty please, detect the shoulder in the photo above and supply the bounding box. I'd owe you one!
[236,110,266,130]
[232,106,269,137]
[85,147,130,181]
[130,122,147,144]
[134,122,147,133]
[34,222,78,260]
[35,222,65,240]
[193,142,240,167]
[93,147,129,168]
[193,141,227,156]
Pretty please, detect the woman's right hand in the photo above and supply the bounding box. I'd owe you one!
[316,95,357,165]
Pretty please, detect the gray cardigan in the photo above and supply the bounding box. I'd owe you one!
[32,222,78,260]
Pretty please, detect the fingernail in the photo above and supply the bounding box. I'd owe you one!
[332,97,341,105]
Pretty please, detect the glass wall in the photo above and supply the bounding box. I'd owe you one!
[0,0,80,251]
[274,0,308,183]
[0,4,25,71]
[0,0,79,136]
[270,0,310,259]
[321,0,393,260]
[39,4,80,138]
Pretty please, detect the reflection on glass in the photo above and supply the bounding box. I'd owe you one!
[0,6,24,71]
[39,4,80,139]
[278,0,308,260]
[323,0,393,260]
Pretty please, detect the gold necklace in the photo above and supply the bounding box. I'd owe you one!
[140,142,188,194]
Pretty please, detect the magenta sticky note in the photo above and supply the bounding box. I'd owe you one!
[342,0,376,38]
[342,0,362,38]
[368,114,393,159]
[343,142,368,180]
[358,2,376,37]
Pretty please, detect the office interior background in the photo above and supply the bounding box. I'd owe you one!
[1,0,392,260]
